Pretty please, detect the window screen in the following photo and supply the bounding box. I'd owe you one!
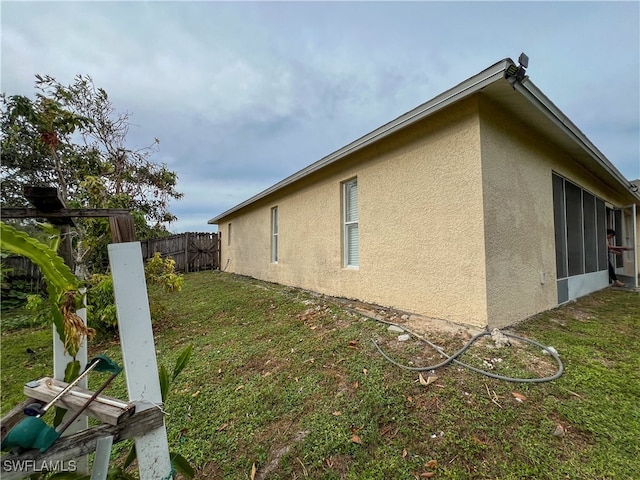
[565,181,584,276]
[553,173,608,280]
[552,174,567,279]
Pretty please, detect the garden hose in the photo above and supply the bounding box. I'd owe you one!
[364,313,564,383]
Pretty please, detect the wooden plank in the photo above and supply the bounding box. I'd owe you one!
[23,186,64,210]
[23,378,135,426]
[109,215,136,243]
[0,408,164,480]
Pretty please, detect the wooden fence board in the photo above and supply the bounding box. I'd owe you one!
[139,232,221,272]
[2,233,220,287]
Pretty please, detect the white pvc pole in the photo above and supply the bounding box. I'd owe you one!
[53,289,88,473]
[108,242,172,480]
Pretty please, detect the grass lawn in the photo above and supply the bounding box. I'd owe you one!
[2,271,639,479]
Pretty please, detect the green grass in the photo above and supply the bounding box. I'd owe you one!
[2,272,639,479]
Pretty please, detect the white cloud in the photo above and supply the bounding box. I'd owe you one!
[2,1,638,233]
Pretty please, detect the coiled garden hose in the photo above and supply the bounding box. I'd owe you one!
[367,316,564,383]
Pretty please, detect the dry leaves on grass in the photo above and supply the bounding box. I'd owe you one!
[415,459,438,478]
[512,392,527,402]
[418,373,438,386]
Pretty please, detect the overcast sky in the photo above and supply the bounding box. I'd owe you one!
[2,1,639,233]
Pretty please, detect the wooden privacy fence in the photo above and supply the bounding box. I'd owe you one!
[2,232,220,286]
[1,256,46,293]
[140,232,221,273]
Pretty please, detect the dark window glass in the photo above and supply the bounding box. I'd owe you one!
[565,181,584,276]
[552,175,568,279]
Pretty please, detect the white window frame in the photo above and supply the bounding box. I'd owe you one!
[271,206,278,263]
[342,178,359,268]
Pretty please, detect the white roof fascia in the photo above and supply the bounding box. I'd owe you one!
[514,78,640,202]
[208,59,511,224]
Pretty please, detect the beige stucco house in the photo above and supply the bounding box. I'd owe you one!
[209,57,639,329]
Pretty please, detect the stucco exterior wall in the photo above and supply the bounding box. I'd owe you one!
[479,96,638,326]
[218,99,490,326]
[479,98,559,327]
[217,92,638,329]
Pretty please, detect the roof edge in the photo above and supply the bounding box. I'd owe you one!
[209,56,640,225]
[514,78,640,202]
[208,59,513,224]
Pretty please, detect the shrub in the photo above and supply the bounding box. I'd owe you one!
[87,253,184,338]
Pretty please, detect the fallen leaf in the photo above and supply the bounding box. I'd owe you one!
[349,340,358,348]
[353,381,360,389]
[419,373,437,386]
[407,396,414,403]
[424,459,438,469]
[402,448,408,458]
[236,385,244,391]
[191,390,200,397]
[332,411,342,416]
[420,472,436,478]
[250,462,257,480]
[363,368,368,375]
[262,371,272,377]
[216,423,229,432]
[512,392,527,402]
[351,434,362,444]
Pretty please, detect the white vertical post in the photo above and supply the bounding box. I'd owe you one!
[108,242,172,480]
[53,289,88,473]
[91,436,114,480]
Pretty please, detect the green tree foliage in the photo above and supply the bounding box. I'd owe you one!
[0,222,92,357]
[1,74,183,277]
[88,252,184,339]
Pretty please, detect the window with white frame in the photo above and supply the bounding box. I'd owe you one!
[343,178,359,267]
[271,206,278,263]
